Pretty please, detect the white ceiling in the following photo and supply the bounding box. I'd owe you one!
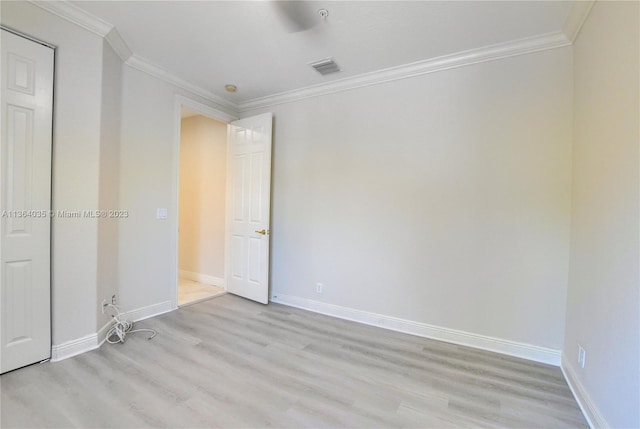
[71,1,574,104]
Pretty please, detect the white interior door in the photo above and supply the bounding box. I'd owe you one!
[225,113,272,304]
[1,30,53,373]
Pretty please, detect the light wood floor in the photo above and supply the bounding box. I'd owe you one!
[178,278,225,307]
[1,295,588,428]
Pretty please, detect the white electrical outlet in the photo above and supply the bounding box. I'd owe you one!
[578,345,586,368]
[102,295,116,314]
[316,283,323,293]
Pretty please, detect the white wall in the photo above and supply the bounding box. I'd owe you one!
[118,65,234,312]
[245,47,573,351]
[0,1,579,372]
[564,2,640,427]
[179,115,226,281]
[1,2,104,345]
[3,6,637,426]
[2,1,232,345]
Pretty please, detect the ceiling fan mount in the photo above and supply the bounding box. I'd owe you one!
[273,2,329,33]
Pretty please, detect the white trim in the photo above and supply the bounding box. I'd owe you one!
[563,0,595,43]
[561,353,609,429]
[271,294,562,366]
[174,95,237,124]
[0,25,57,50]
[29,1,132,63]
[50,333,99,362]
[104,28,132,62]
[97,318,116,346]
[179,270,225,288]
[29,1,236,111]
[126,55,237,115]
[50,301,174,362]
[124,300,173,323]
[28,1,579,115]
[171,94,236,312]
[30,0,112,37]
[237,32,571,113]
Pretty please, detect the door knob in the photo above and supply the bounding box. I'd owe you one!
[255,229,269,235]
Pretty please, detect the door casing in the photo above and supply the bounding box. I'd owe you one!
[171,95,237,310]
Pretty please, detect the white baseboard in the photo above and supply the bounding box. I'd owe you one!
[270,294,561,366]
[561,353,608,429]
[125,300,173,322]
[97,318,116,346]
[179,269,225,288]
[50,333,99,362]
[50,300,174,362]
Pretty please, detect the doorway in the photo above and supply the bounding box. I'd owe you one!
[172,96,274,309]
[178,108,227,306]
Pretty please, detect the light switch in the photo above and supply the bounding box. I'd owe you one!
[156,208,168,220]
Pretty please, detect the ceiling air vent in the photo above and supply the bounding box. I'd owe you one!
[310,58,340,76]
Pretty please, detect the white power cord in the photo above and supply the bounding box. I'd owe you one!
[104,303,157,344]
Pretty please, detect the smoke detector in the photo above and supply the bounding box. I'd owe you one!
[309,58,340,76]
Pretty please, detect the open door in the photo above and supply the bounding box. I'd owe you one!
[225,113,272,304]
[1,30,54,373]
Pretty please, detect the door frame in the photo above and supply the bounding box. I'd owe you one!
[0,25,57,50]
[171,95,238,310]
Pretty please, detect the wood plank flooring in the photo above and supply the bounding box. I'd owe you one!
[0,294,588,428]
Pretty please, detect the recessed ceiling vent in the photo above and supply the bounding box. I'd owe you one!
[310,58,340,76]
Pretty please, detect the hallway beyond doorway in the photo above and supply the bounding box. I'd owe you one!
[178,278,225,307]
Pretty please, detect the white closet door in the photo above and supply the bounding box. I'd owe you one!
[1,30,53,373]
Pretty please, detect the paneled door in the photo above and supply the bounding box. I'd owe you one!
[1,29,54,373]
[225,113,272,304]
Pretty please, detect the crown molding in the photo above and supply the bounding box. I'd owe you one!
[237,31,571,113]
[30,0,112,37]
[30,0,133,62]
[563,0,595,43]
[28,0,236,114]
[126,55,238,115]
[105,28,132,62]
[30,0,580,116]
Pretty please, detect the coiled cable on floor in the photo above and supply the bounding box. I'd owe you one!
[104,303,157,344]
